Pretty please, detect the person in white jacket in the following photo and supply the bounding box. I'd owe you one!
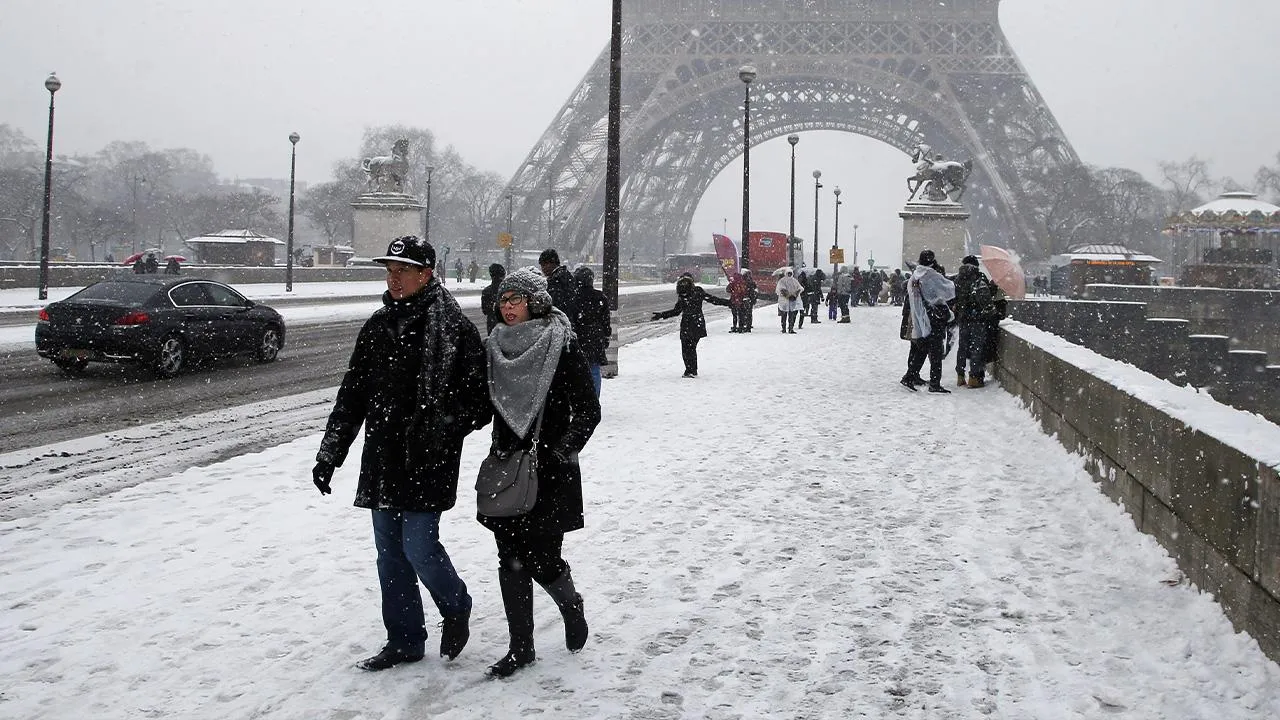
[775,269,805,334]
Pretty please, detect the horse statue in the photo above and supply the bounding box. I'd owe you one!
[361,139,411,193]
[907,143,974,203]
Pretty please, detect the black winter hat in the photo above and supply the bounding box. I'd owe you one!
[538,248,560,265]
[373,235,435,268]
[918,249,936,267]
[962,255,980,267]
[573,266,595,285]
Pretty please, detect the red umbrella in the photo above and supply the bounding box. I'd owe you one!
[980,244,1026,299]
[164,255,188,262]
[121,251,146,265]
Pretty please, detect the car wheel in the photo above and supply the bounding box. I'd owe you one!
[154,334,186,378]
[53,357,89,374]
[256,325,282,363]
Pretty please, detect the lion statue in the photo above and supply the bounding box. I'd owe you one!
[361,139,411,193]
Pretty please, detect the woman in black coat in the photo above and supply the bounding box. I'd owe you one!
[650,273,731,378]
[480,267,601,678]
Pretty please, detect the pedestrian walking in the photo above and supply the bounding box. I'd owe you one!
[311,235,491,671]
[480,263,507,335]
[481,267,601,678]
[650,273,731,377]
[538,248,579,328]
[468,259,479,284]
[163,257,181,275]
[900,249,956,393]
[834,269,852,322]
[775,268,804,334]
[572,266,611,396]
[727,270,749,332]
[742,270,758,332]
[952,255,999,388]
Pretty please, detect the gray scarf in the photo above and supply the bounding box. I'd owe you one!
[487,308,574,438]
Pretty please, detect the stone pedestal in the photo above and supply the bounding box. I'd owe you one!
[899,199,970,271]
[350,193,425,259]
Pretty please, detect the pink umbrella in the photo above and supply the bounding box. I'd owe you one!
[980,244,1026,299]
[163,255,188,262]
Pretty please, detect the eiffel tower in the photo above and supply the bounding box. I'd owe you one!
[502,0,1079,263]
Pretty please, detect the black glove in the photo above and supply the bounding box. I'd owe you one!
[312,462,334,495]
[650,312,661,322]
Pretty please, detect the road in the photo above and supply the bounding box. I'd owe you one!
[0,289,725,519]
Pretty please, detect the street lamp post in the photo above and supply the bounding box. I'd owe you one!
[37,72,61,301]
[285,131,300,292]
[832,187,842,278]
[424,164,434,243]
[505,193,514,270]
[853,224,859,269]
[787,134,799,270]
[738,65,757,271]
[811,169,823,270]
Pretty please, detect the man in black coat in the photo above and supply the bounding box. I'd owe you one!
[311,235,491,671]
[480,263,506,335]
[539,248,579,328]
[572,266,611,396]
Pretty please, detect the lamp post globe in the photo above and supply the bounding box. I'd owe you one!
[37,72,62,302]
[285,132,300,291]
[738,64,757,271]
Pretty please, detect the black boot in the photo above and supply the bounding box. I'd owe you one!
[540,566,589,652]
[487,566,536,679]
[439,604,470,660]
[356,644,425,671]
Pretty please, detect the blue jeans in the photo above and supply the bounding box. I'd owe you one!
[589,364,602,397]
[371,509,471,652]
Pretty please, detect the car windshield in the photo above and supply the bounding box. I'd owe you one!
[68,282,158,304]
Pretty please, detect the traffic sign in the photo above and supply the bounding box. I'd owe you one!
[497,232,513,248]
[829,248,845,264]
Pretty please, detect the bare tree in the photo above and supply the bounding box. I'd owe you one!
[1159,156,1213,213]
[1255,152,1280,204]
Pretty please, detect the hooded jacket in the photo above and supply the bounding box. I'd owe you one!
[572,268,611,365]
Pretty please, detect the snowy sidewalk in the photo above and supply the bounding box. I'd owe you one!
[2,307,1278,719]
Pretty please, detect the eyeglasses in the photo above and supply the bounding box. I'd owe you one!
[498,294,528,307]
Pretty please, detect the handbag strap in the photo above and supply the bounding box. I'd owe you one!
[528,405,546,448]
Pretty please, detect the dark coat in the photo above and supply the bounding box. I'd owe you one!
[317,281,491,512]
[573,281,611,365]
[480,278,503,335]
[478,340,601,535]
[653,277,730,340]
[545,265,579,327]
[953,265,998,322]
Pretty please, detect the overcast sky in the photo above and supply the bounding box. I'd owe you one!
[2,0,1276,263]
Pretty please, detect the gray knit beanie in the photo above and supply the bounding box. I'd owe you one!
[495,266,554,316]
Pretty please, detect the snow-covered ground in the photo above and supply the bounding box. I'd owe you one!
[3,307,1279,719]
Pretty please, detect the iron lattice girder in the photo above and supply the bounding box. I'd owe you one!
[499,1,1079,262]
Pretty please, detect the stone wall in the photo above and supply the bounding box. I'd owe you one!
[1006,298,1279,425]
[995,322,1280,663]
[1083,284,1280,361]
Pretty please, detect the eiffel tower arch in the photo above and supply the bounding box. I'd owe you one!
[501,0,1080,264]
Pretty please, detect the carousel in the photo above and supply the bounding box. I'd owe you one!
[1163,189,1280,289]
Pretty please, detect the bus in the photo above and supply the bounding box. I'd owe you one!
[662,252,721,283]
[744,232,804,298]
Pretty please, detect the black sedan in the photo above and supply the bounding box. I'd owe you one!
[36,276,286,377]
